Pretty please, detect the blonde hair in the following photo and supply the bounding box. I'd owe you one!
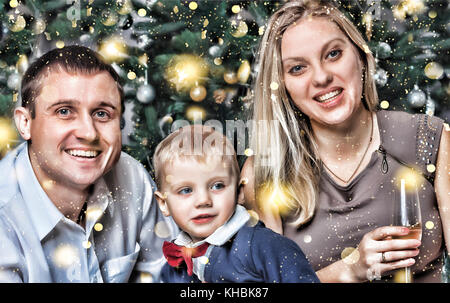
[250,0,379,226]
[153,125,240,188]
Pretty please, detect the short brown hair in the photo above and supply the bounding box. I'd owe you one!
[20,45,124,119]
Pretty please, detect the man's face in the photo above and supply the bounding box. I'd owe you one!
[25,70,122,191]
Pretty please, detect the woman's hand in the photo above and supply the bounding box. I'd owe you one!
[348,226,421,281]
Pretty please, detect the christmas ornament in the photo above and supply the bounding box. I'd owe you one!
[425,96,436,116]
[7,73,21,90]
[377,42,392,59]
[8,14,26,32]
[223,70,238,84]
[185,105,206,122]
[237,60,251,84]
[116,0,133,15]
[136,84,155,104]
[166,54,209,92]
[374,68,388,87]
[189,85,207,102]
[407,85,426,108]
[32,19,46,35]
[424,62,444,80]
[137,34,152,49]
[101,9,119,26]
[119,14,133,30]
[208,45,221,57]
[0,118,17,150]
[231,20,248,38]
[16,54,28,74]
[98,36,128,63]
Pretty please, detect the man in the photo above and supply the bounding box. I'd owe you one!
[0,45,177,282]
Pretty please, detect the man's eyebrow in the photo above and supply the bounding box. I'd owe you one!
[46,100,79,111]
[98,101,118,110]
[282,37,347,64]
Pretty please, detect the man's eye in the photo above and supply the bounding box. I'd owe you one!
[178,188,192,195]
[94,110,110,119]
[56,108,71,117]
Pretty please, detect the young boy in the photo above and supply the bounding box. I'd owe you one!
[153,125,319,283]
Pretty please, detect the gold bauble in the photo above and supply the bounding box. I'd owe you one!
[0,118,18,151]
[116,0,133,15]
[223,70,238,84]
[32,19,46,35]
[190,85,207,102]
[231,20,248,38]
[8,14,26,32]
[166,54,209,92]
[98,36,128,63]
[16,54,29,74]
[424,62,443,80]
[237,60,251,84]
[185,105,206,122]
[101,9,119,26]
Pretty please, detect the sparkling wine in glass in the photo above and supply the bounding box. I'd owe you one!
[393,178,422,283]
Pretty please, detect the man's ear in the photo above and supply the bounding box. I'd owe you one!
[155,191,170,217]
[14,107,32,141]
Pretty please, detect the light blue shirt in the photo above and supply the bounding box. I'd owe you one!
[0,143,178,283]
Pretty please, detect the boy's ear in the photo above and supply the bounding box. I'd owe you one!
[14,107,32,140]
[155,191,170,217]
[237,177,248,206]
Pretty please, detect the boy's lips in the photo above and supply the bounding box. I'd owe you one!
[192,214,216,224]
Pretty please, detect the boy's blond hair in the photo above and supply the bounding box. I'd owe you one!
[153,125,240,188]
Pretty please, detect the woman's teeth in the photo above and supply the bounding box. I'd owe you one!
[316,89,342,102]
[67,150,99,158]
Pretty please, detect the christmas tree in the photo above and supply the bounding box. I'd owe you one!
[0,0,448,164]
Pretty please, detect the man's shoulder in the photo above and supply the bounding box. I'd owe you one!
[0,144,25,209]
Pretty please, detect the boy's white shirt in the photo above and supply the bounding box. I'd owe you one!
[172,204,250,281]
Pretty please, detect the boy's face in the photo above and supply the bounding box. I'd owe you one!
[156,156,238,243]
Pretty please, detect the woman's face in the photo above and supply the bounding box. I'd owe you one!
[281,17,365,127]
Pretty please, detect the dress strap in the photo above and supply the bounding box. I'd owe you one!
[376,110,444,183]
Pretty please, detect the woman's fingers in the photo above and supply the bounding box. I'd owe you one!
[375,239,421,252]
[381,249,420,263]
[369,226,410,240]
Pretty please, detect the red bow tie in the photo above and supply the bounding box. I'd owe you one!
[162,241,210,276]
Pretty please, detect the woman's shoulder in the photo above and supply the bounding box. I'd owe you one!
[376,109,445,181]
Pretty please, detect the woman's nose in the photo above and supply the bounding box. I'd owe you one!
[312,65,333,87]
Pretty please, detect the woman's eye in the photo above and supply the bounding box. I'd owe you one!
[178,188,192,195]
[211,182,225,190]
[288,65,304,74]
[327,49,342,59]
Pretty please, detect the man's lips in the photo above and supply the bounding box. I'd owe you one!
[65,148,102,159]
[192,214,216,224]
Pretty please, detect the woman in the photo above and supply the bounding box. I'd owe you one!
[241,0,449,282]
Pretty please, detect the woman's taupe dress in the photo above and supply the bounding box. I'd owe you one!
[284,110,445,282]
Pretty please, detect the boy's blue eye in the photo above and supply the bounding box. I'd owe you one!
[211,182,225,190]
[178,188,192,195]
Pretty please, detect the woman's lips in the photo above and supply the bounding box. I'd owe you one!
[192,214,216,224]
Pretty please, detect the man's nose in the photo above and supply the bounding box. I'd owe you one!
[75,113,98,142]
[312,65,333,87]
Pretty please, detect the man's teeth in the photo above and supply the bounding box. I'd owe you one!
[67,150,99,158]
[316,89,342,102]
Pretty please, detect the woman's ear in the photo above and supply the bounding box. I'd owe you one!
[14,107,32,141]
[155,191,170,217]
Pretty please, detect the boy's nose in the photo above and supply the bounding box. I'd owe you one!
[195,190,212,208]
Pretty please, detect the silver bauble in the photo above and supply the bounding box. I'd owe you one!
[377,42,392,59]
[407,85,426,108]
[7,73,21,90]
[374,68,388,87]
[136,84,155,104]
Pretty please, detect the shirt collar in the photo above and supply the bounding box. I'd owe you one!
[174,204,250,247]
[16,143,112,241]
[16,143,64,241]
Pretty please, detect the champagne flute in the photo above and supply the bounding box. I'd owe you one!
[393,177,422,283]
